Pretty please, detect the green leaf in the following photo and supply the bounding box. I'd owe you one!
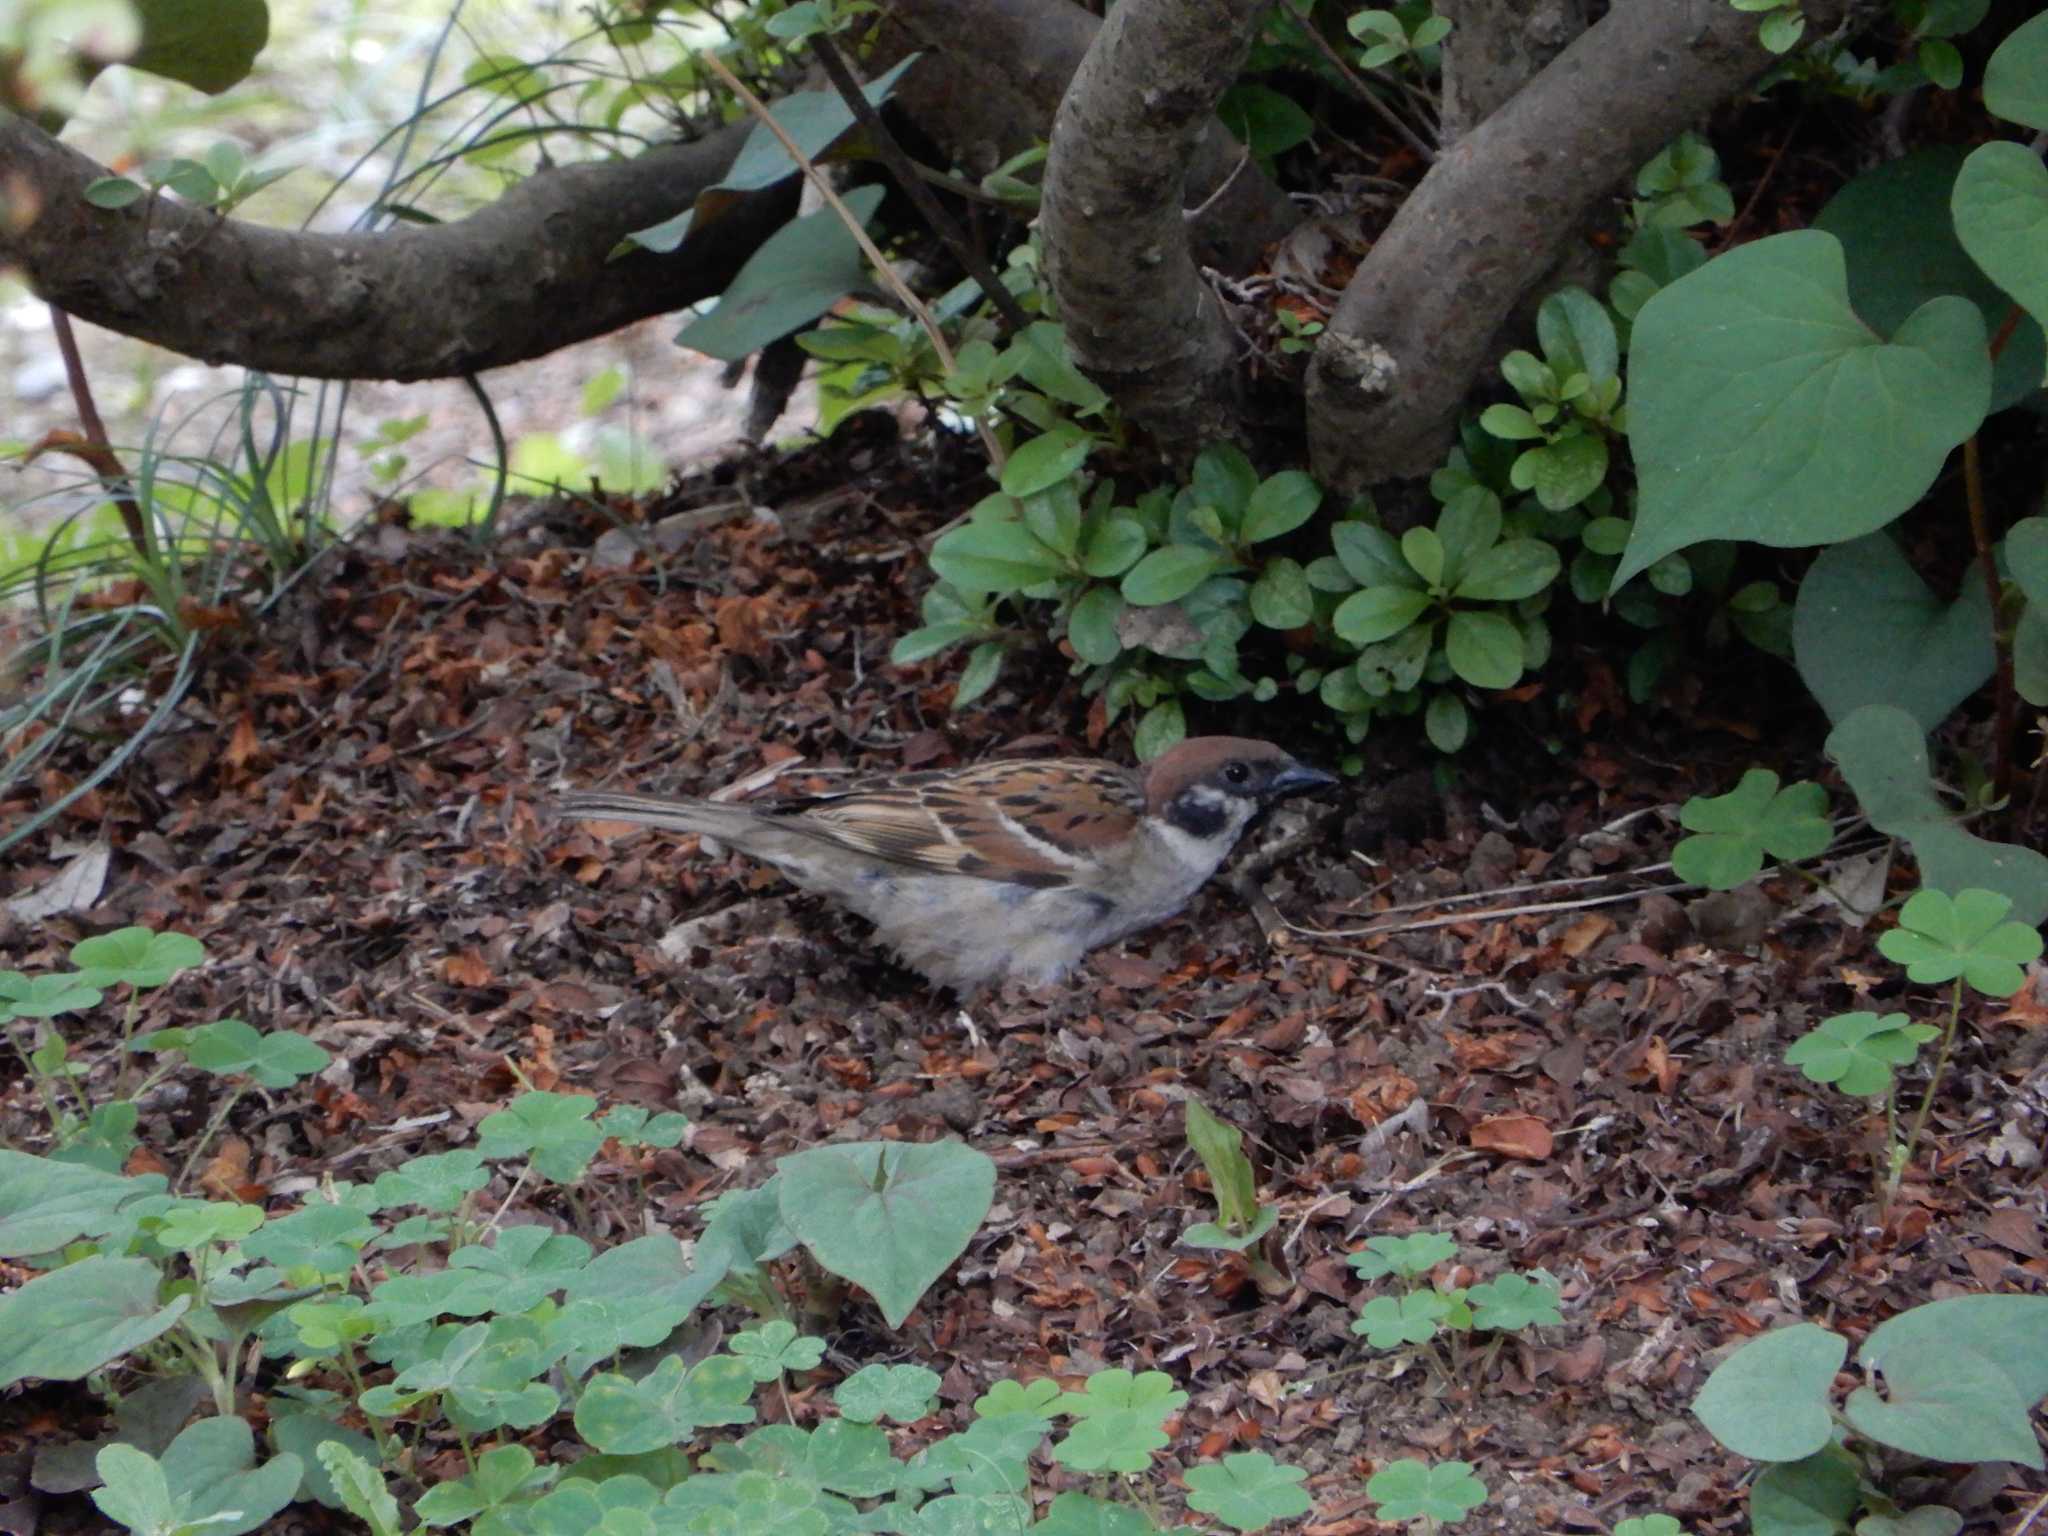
[1001,428,1093,499]
[1081,515,1147,578]
[1183,1099,1261,1233]
[1479,403,1545,441]
[1331,522,1416,589]
[126,0,269,94]
[834,1362,942,1424]
[477,1090,604,1183]
[1537,285,1620,382]
[1249,557,1314,629]
[1350,1291,1458,1348]
[1814,148,2045,412]
[1856,1294,2048,1410]
[1346,1231,1457,1282]
[1827,706,2048,925]
[1875,887,2044,997]
[1401,527,1445,587]
[1791,532,1995,730]
[930,509,1066,593]
[70,927,205,989]
[776,1140,994,1329]
[171,1018,330,1088]
[1133,698,1187,761]
[1671,769,1833,888]
[676,185,887,362]
[84,176,147,209]
[373,1149,487,1212]
[0,1256,190,1387]
[730,1319,827,1381]
[317,1444,404,1536]
[0,1151,158,1257]
[1454,538,1559,602]
[1514,434,1609,511]
[1983,11,2048,128]
[952,641,1006,709]
[1122,546,1224,607]
[1332,587,1432,645]
[574,1354,757,1455]
[1613,1518,1685,1536]
[1366,1459,1487,1524]
[1750,1448,1862,1536]
[1191,443,1258,527]
[1952,141,2048,340]
[1241,471,1322,543]
[1692,1323,1846,1461]
[1844,1336,2043,1468]
[1183,1452,1312,1532]
[91,1445,182,1535]
[1784,1012,1935,1097]
[118,1417,300,1536]
[1619,231,1990,587]
[1217,85,1315,157]
[1444,610,1523,688]
[1466,1271,1563,1331]
[1068,586,1125,665]
[1424,691,1469,752]
[414,1442,556,1526]
[0,971,102,1018]
[1051,1369,1187,1474]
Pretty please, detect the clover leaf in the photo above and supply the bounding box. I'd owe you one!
[1184,1451,1313,1532]
[1346,1232,1457,1282]
[835,1362,941,1424]
[477,1091,604,1183]
[0,971,103,1019]
[1366,1458,1488,1524]
[1051,1369,1187,1474]
[1351,1290,1465,1348]
[1784,1012,1939,1097]
[1466,1271,1564,1332]
[69,927,207,990]
[1673,770,1832,889]
[729,1319,826,1381]
[1877,888,2044,997]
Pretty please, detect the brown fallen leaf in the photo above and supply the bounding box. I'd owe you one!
[1470,1113,1554,1161]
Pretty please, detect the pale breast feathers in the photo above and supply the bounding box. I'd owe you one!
[766,759,1144,887]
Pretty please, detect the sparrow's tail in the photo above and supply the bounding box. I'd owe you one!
[556,789,766,841]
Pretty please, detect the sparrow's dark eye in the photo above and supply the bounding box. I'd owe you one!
[1223,762,1251,787]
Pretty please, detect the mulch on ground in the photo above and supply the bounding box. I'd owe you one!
[3,426,2044,1533]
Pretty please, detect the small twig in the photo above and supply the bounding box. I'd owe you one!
[696,49,1006,476]
[47,304,150,557]
[809,32,1031,335]
[1282,0,1437,162]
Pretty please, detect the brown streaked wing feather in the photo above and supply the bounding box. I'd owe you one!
[776,758,1143,885]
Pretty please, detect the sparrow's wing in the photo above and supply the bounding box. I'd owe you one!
[777,758,1144,887]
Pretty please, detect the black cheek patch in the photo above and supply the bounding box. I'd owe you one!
[1167,791,1230,839]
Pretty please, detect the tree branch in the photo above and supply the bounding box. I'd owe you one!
[1038,0,1270,459]
[0,112,795,380]
[1437,0,1591,146]
[1304,0,1841,492]
[876,0,1299,275]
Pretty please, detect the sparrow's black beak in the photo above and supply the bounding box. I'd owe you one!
[1267,760,1339,801]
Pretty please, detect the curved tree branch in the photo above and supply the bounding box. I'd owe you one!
[0,113,801,381]
[1038,0,1273,460]
[1304,0,1843,492]
[878,0,1298,275]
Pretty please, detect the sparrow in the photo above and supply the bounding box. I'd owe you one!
[559,736,1336,991]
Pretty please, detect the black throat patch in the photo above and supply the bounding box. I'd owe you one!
[1166,787,1231,839]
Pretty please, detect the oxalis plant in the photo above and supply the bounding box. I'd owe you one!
[1670,774,2045,1219]
[1692,1294,2048,1536]
[1343,1233,1563,1387]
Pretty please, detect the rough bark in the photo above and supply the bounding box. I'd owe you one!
[0,113,802,381]
[1437,0,1592,145]
[1305,0,1842,493]
[876,0,1298,274]
[1039,0,1272,461]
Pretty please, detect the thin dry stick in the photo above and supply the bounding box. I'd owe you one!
[809,32,1031,334]
[696,48,1006,475]
[1283,0,1437,162]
